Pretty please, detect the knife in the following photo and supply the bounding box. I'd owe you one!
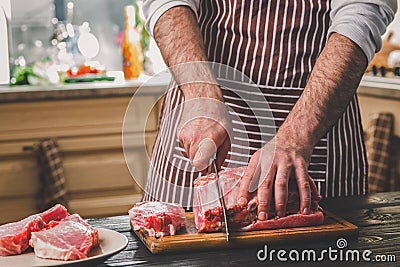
[211,157,230,242]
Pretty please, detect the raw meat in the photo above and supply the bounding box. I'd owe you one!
[239,211,325,231]
[0,204,69,256]
[193,167,324,233]
[194,167,257,232]
[29,214,99,261]
[129,202,186,238]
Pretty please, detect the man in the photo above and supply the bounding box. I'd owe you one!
[142,0,397,220]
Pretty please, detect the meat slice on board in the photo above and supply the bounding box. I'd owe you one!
[193,167,257,232]
[129,202,186,238]
[0,204,69,256]
[193,167,324,233]
[29,214,99,261]
[239,211,324,231]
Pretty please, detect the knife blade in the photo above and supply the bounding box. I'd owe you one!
[211,158,230,242]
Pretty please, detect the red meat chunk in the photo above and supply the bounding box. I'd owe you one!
[193,167,324,233]
[29,214,99,261]
[129,202,186,238]
[0,204,69,256]
[239,211,324,231]
[194,167,256,232]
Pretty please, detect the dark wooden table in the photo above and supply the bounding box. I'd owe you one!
[89,192,400,266]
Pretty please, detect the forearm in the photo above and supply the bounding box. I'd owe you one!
[154,6,221,100]
[277,33,367,152]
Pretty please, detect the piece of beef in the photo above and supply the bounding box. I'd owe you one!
[194,167,257,232]
[193,167,324,233]
[29,214,99,261]
[239,211,324,231]
[129,202,186,238]
[0,204,69,256]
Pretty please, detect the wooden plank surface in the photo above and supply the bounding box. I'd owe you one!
[131,211,358,254]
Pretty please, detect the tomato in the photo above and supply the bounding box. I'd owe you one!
[66,64,104,77]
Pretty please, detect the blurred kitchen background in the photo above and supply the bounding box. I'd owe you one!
[2,0,166,85]
[10,0,129,71]
[0,0,400,224]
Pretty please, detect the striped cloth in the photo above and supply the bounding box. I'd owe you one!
[25,138,69,211]
[365,113,395,192]
[143,0,368,209]
[389,137,400,192]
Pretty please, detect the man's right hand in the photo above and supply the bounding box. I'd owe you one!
[178,84,231,171]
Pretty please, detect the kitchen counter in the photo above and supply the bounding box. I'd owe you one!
[357,75,400,136]
[89,191,399,266]
[358,76,400,100]
[0,73,170,103]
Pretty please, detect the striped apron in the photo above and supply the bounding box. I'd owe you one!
[143,0,368,209]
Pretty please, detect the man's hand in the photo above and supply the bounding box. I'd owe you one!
[177,84,231,171]
[237,136,316,220]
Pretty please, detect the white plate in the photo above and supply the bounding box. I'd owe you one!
[0,228,128,267]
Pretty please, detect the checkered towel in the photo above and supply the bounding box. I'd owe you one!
[389,137,400,191]
[365,113,396,192]
[25,138,69,211]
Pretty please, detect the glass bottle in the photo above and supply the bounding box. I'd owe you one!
[122,5,143,79]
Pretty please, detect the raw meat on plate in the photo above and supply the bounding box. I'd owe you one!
[129,201,186,238]
[0,204,69,256]
[193,167,324,233]
[29,214,99,261]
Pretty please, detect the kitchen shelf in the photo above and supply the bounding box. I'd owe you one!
[358,75,400,100]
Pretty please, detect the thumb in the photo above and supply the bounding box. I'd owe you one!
[192,138,217,170]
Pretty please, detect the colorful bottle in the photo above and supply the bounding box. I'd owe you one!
[122,5,143,79]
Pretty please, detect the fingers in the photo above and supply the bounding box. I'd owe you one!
[294,163,311,215]
[308,176,321,200]
[176,97,232,171]
[216,137,231,170]
[177,130,192,160]
[192,138,217,170]
[237,151,260,206]
[257,165,276,220]
[274,166,290,218]
[247,195,258,212]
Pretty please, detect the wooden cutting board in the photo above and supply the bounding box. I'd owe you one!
[131,210,358,254]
